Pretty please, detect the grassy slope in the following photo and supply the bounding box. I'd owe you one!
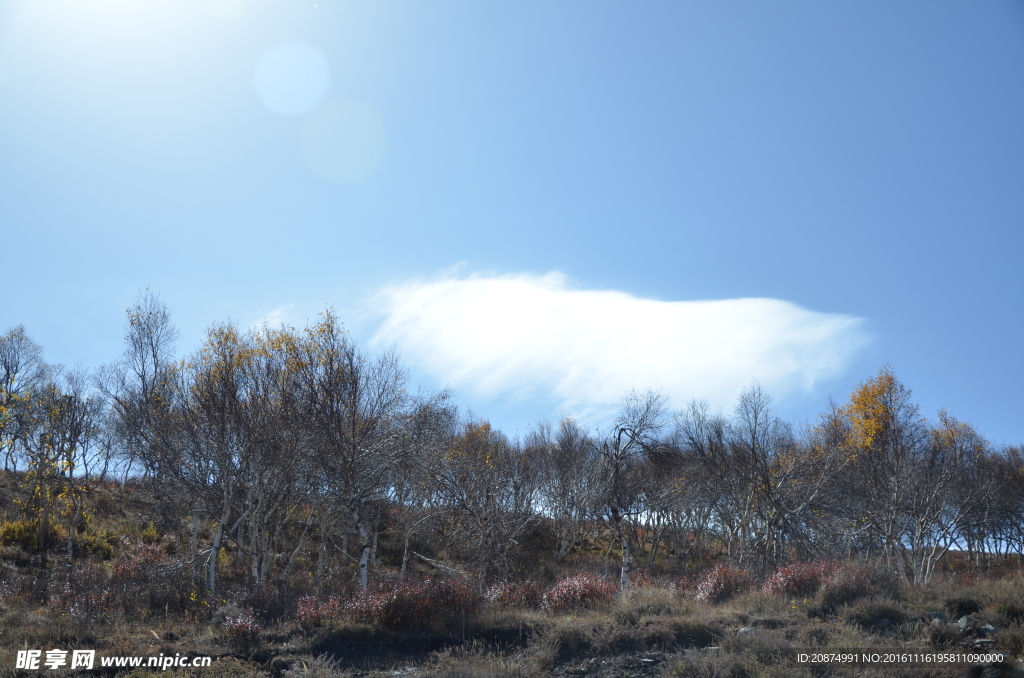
[1,472,1023,677]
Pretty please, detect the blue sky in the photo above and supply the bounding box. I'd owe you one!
[1,0,1022,443]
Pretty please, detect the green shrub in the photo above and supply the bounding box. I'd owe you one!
[141,521,160,544]
[74,531,114,559]
[0,519,54,552]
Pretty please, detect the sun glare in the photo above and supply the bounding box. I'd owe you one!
[5,0,220,73]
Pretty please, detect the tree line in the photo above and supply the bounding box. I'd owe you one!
[1,293,1022,595]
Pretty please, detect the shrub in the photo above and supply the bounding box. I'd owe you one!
[615,587,676,621]
[995,602,1024,623]
[346,578,479,632]
[543,619,595,661]
[0,519,55,552]
[944,597,981,619]
[541,574,616,611]
[813,566,877,615]
[694,564,752,603]
[141,521,160,544]
[637,621,679,651]
[928,624,958,649]
[428,641,531,678]
[237,584,292,621]
[485,580,542,609]
[721,632,796,666]
[841,599,907,631]
[669,620,722,648]
[671,573,703,594]
[386,578,478,631]
[956,570,978,587]
[45,563,116,625]
[74,531,114,559]
[344,590,393,625]
[223,608,260,646]
[108,540,198,621]
[762,562,836,597]
[671,655,752,678]
[628,569,654,589]
[295,595,344,628]
[994,626,1024,656]
[295,596,322,627]
[280,653,347,678]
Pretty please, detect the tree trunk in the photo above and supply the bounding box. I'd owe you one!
[209,521,224,597]
[400,532,410,579]
[316,535,326,596]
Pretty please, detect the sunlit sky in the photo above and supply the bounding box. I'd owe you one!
[1,0,1022,443]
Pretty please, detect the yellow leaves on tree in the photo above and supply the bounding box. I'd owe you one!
[835,365,919,457]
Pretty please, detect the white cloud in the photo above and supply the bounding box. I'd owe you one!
[250,304,297,329]
[369,272,871,420]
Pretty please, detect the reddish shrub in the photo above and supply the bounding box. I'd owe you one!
[107,540,197,620]
[223,608,260,645]
[345,579,479,631]
[45,562,118,624]
[956,571,979,587]
[485,580,542,609]
[628,569,654,589]
[344,589,393,624]
[295,595,344,627]
[762,562,838,597]
[694,564,752,603]
[672,573,702,594]
[541,574,616,611]
[814,565,877,614]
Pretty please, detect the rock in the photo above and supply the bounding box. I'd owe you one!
[959,615,976,631]
[931,617,946,626]
[981,624,1000,636]
[930,612,949,624]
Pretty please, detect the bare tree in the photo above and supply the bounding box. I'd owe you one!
[100,291,180,496]
[533,418,601,563]
[299,311,412,592]
[821,367,988,583]
[0,325,51,471]
[597,390,668,589]
[13,368,108,561]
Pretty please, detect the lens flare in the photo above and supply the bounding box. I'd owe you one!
[252,41,330,116]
